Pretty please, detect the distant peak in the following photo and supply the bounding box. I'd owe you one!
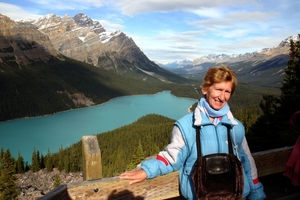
[44,13,57,19]
[73,13,106,34]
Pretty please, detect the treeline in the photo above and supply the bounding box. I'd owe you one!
[1,114,175,178]
[0,56,198,122]
[246,36,300,152]
[0,53,273,123]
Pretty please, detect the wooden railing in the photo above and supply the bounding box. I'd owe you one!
[40,135,298,200]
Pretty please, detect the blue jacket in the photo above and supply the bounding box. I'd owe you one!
[141,107,266,199]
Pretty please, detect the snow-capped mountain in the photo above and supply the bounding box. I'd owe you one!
[165,35,298,71]
[161,35,299,87]
[1,12,187,83]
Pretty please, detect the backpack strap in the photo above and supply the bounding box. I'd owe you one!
[195,124,234,164]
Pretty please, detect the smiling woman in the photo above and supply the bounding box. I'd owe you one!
[120,66,266,200]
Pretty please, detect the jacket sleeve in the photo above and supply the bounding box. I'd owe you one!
[141,125,186,179]
[239,137,266,200]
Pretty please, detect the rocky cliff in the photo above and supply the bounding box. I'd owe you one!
[32,13,186,82]
[33,13,107,66]
[0,14,60,66]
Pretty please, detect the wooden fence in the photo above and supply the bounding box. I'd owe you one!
[40,136,298,200]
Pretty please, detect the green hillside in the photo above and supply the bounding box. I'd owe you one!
[0,55,200,122]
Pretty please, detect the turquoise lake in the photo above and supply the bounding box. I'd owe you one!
[0,91,197,163]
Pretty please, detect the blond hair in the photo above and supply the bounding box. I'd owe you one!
[201,65,237,95]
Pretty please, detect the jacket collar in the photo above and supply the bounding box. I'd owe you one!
[193,106,238,126]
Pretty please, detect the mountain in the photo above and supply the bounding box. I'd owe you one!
[0,12,294,122]
[0,13,197,122]
[32,13,188,83]
[0,14,60,66]
[162,59,193,70]
[161,35,299,87]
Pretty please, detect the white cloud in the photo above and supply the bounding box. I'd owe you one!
[97,19,124,33]
[0,3,42,20]
[32,0,105,10]
[114,0,258,16]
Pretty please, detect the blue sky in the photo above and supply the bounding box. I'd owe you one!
[0,0,299,64]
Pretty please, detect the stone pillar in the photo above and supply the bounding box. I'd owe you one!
[82,135,102,181]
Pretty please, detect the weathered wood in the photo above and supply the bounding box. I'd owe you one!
[68,171,181,200]
[252,146,293,177]
[67,146,295,200]
[39,185,70,200]
[82,135,102,181]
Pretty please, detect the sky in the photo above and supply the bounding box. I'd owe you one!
[0,0,299,64]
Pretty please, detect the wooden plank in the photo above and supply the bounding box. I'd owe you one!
[67,146,294,199]
[39,185,70,200]
[252,146,293,177]
[67,172,180,200]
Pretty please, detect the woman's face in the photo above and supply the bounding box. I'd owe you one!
[202,81,233,110]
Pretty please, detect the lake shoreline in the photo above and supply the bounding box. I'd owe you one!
[0,90,197,124]
[0,91,197,163]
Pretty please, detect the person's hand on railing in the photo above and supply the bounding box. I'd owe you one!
[119,169,147,185]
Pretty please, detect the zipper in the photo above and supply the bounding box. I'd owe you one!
[215,125,221,153]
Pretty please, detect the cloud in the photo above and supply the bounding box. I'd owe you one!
[0,2,42,20]
[32,0,106,10]
[115,0,258,16]
[97,19,124,33]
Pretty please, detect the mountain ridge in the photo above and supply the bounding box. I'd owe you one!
[31,12,188,83]
[160,35,299,87]
[0,13,197,122]
[162,35,298,69]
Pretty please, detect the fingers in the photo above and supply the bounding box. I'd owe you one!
[119,171,133,179]
[119,170,147,185]
[129,178,143,185]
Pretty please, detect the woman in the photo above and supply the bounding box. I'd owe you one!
[120,65,266,199]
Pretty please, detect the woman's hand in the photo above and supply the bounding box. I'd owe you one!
[119,169,147,185]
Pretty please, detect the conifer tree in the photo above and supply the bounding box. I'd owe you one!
[53,174,61,188]
[40,154,45,169]
[69,148,79,172]
[0,147,4,166]
[31,147,40,172]
[25,162,30,172]
[277,35,300,117]
[0,149,19,200]
[275,35,300,143]
[248,35,300,151]
[45,148,53,172]
[64,151,70,173]
[16,151,24,174]
[126,140,145,170]
[0,148,3,164]
[58,146,64,171]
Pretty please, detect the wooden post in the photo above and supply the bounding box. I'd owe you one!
[82,135,102,181]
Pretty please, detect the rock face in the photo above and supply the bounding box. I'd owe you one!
[1,12,186,83]
[16,168,83,200]
[0,14,60,66]
[32,13,179,82]
[33,13,107,66]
